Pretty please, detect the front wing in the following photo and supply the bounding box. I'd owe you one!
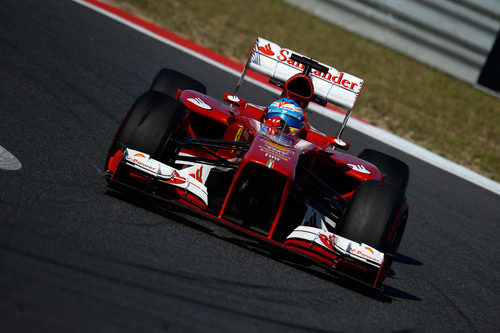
[285,226,390,288]
[106,147,391,289]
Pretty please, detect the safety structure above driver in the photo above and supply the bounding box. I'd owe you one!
[264,98,306,137]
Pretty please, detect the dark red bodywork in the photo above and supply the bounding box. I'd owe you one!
[106,73,392,288]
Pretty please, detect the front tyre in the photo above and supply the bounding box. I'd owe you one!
[149,68,206,97]
[105,90,187,169]
[358,149,409,191]
[337,180,408,254]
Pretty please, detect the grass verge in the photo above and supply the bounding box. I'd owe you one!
[106,0,500,181]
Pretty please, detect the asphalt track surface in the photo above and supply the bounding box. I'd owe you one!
[0,1,498,331]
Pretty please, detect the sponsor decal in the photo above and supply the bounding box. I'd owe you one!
[126,155,157,171]
[187,97,211,110]
[349,247,381,263]
[258,43,274,56]
[264,153,280,161]
[134,153,146,158]
[258,139,293,162]
[260,148,288,162]
[188,166,203,183]
[166,170,185,185]
[258,42,359,92]
[231,128,243,153]
[234,128,243,142]
[269,100,303,116]
[364,247,374,254]
[318,233,335,251]
[264,140,292,153]
[347,164,371,175]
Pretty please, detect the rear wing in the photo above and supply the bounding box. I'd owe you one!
[237,37,364,112]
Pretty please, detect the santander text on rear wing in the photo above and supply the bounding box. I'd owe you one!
[242,37,364,111]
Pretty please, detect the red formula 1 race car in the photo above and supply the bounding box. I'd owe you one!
[104,37,409,289]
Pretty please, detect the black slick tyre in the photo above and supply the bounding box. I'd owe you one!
[149,68,206,97]
[105,90,187,169]
[337,180,407,254]
[358,149,409,191]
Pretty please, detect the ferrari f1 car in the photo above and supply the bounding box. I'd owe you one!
[104,37,409,289]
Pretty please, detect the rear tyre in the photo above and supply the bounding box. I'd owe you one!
[149,68,206,97]
[358,149,409,191]
[105,90,187,169]
[337,180,408,254]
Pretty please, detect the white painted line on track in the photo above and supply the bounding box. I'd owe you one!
[73,0,500,195]
[0,145,21,171]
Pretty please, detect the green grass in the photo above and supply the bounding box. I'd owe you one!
[107,0,500,181]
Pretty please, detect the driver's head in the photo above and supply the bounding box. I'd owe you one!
[266,98,305,135]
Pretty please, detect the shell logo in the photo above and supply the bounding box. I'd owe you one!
[134,153,145,158]
[364,247,374,254]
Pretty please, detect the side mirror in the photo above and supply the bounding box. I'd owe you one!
[223,93,247,111]
[326,135,350,151]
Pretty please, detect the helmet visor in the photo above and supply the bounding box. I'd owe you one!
[267,111,304,129]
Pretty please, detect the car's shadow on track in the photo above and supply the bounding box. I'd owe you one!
[105,187,215,234]
[211,235,423,303]
[105,187,422,303]
[394,253,423,266]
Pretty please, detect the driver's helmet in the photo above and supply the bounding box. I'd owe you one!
[265,98,305,134]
